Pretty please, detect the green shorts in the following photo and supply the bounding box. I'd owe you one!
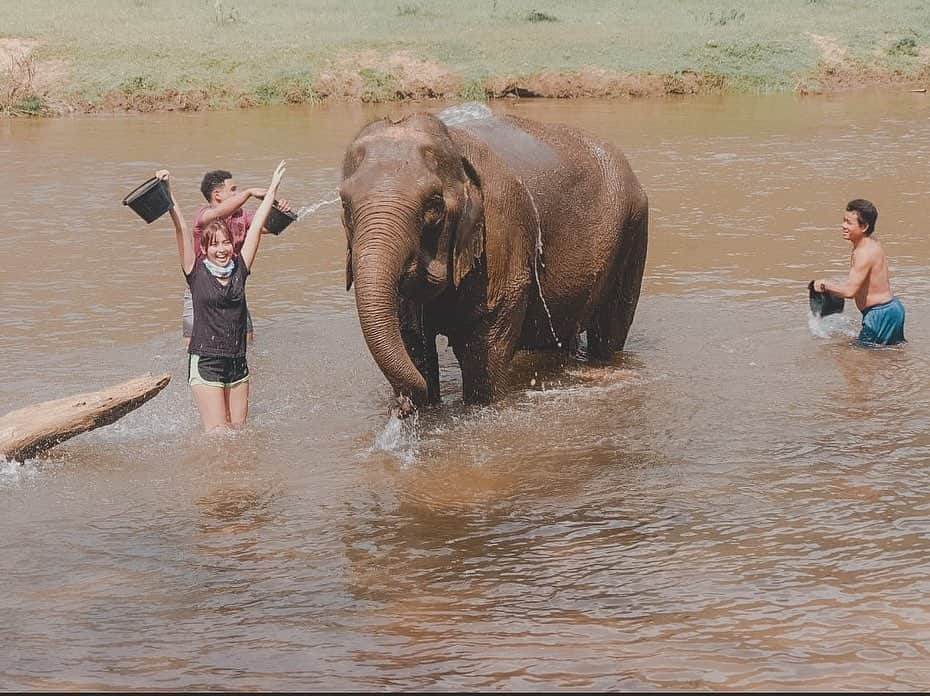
[188,353,250,388]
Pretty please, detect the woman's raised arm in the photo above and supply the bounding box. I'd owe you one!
[157,170,194,275]
[240,160,286,270]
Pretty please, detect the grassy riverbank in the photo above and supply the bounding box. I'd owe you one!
[2,0,928,116]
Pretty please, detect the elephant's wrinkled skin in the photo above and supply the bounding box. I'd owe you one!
[340,110,648,412]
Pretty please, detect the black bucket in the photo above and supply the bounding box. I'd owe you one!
[123,177,173,224]
[809,280,845,317]
[265,202,297,235]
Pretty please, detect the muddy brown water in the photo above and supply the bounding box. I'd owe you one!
[2,91,930,690]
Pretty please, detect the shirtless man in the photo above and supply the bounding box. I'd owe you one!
[814,199,906,345]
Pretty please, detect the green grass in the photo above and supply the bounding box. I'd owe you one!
[459,77,490,102]
[1,0,928,111]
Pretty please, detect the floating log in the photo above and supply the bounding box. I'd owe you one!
[0,372,171,462]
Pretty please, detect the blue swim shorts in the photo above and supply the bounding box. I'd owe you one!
[859,297,906,346]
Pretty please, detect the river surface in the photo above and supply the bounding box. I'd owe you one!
[1,90,929,691]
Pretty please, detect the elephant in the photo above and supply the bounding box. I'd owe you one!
[339,106,648,414]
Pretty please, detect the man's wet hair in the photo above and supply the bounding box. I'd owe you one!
[847,198,878,236]
[201,169,233,201]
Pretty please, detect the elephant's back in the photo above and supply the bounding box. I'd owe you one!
[511,115,640,194]
[464,114,642,216]
[453,113,640,198]
[453,115,562,179]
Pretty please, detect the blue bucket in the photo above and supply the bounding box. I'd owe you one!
[123,176,173,224]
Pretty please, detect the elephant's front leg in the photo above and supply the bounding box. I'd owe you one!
[399,298,440,405]
[450,327,492,405]
[451,303,525,406]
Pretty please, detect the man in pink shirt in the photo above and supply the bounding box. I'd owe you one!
[182,169,290,344]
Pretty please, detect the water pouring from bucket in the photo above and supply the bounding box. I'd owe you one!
[808,279,854,338]
[295,194,341,220]
[264,193,341,234]
[123,176,174,223]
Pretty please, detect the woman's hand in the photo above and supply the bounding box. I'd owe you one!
[155,169,169,181]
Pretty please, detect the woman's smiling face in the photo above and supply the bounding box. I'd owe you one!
[206,229,234,267]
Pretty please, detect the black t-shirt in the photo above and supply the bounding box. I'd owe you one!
[185,259,250,357]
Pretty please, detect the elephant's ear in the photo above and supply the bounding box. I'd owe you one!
[452,162,484,289]
[345,244,353,291]
[449,126,534,311]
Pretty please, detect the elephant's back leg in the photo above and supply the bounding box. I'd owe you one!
[587,202,648,357]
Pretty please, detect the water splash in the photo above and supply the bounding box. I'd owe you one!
[437,101,493,126]
[808,311,857,339]
[0,456,42,487]
[295,193,340,221]
[371,411,420,466]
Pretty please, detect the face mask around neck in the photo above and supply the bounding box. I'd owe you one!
[203,257,235,278]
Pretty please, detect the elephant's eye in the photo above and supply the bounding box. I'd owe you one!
[423,196,445,228]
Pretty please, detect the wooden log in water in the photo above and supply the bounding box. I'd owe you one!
[0,373,171,462]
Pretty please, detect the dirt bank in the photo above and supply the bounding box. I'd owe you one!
[3,42,928,117]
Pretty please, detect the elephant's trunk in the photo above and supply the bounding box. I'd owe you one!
[352,218,429,408]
